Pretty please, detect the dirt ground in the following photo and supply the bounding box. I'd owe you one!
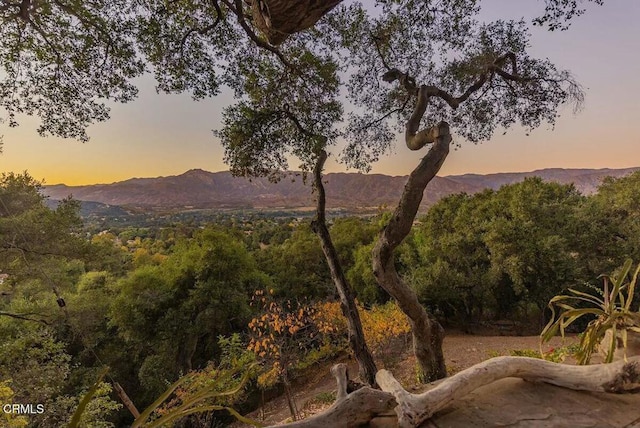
[239,333,578,426]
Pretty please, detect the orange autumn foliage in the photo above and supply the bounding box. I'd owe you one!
[312,300,411,357]
[247,290,319,388]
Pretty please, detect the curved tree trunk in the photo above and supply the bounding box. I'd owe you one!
[375,355,640,428]
[372,122,451,382]
[311,150,378,387]
[251,0,344,45]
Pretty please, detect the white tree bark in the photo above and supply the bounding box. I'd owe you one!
[270,357,640,428]
[376,356,640,428]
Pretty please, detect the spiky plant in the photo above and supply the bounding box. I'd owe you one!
[541,259,640,364]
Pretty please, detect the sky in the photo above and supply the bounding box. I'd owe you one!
[1,1,639,185]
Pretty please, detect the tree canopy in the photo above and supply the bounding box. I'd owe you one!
[0,0,598,147]
[1,0,595,384]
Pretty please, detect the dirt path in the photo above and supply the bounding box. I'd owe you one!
[242,334,577,426]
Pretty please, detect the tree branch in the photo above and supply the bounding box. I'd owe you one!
[377,356,640,428]
[383,50,576,150]
[25,15,62,71]
[371,32,392,71]
[271,358,640,428]
[224,0,295,71]
[51,0,115,66]
[272,364,394,427]
[179,0,223,56]
[355,99,410,134]
[279,107,315,139]
[1,244,70,258]
[0,310,50,325]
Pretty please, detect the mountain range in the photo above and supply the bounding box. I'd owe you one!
[42,167,640,211]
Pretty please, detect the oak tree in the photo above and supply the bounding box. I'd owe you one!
[1,0,594,383]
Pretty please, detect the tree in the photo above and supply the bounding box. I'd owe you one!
[0,1,599,142]
[254,223,333,299]
[483,178,583,315]
[411,192,495,329]
[2,0,592,384]
[0,172,85,278]
[587,171,640,265]
[411,179,586,331]
[248,290,319,420]
[0,172,88,332]
[326,3,581,381]
[208,0,583,381]
[0,0,142,141]
[110,227,264,400]
[246,0,603,44]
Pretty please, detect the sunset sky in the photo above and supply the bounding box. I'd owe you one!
[1,1,639,185]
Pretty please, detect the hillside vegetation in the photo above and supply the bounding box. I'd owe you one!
[1,171,640,426]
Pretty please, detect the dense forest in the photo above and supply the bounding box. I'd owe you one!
[1,170,639,427]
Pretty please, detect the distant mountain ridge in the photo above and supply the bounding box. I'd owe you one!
[42,167,640,211]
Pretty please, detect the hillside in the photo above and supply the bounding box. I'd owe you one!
[42,167,639,211]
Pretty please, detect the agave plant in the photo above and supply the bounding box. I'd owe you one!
[131,362,261,428]
[68,368,110,428]
[70,364,261,428]
[541,259,640,364]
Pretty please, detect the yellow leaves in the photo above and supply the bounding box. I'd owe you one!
[257,364,281,389]
[311,301,410,356]
[0,381,28,428]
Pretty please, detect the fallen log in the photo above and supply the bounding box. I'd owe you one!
[267,356,640,428]
[376,356,640,428]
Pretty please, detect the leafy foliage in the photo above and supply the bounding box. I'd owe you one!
[110,226,264,400]
[313,300,410,363]
[254,223,333,299]
[68,368,119,428]
[248,290,320,388]
[410,178,584,328]
[0,380,28,428]
[533,0,604,31]
[0,172,86,281]
[247,289,325,420]
[330,2,583,170]
[0,0,143,141]
[0,0,602,142]
[3,166,640,426]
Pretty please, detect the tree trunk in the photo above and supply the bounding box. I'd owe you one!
[282,369,298,421]
[372,122,451,382]
[250,0,344,45]
[311,150,378,387]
